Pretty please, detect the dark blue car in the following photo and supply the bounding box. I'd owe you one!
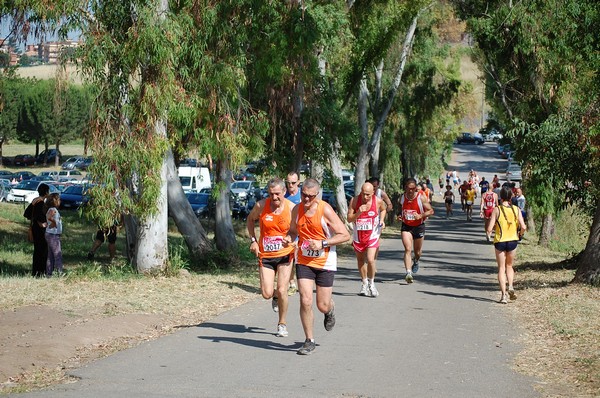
[60,184,93,209]
[186,192,213,218]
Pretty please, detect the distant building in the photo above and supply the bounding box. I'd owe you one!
[41,40,80,64]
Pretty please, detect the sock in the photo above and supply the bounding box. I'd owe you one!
[362,278,368,285]
[368,278,374,285]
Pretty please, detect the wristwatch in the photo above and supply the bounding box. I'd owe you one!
[321,240,329,248]
[250,237,257,244]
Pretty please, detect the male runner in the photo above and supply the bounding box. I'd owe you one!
[284,171,302,295]
[247,178,295,337]
[480,186,498,242]
[284,178,350,355]
[347,182,387,297]
[397,178,434,283]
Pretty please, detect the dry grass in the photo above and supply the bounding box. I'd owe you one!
[511,239,600,397]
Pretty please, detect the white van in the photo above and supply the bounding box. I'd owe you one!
[178,166,211,193]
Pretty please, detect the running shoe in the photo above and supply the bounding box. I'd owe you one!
[412,259,420,273]
[359,283,369,296]
[508,288,517,301]
[405,272,414,284]
[288,281,298,296]
[324,302,336,331]
[297,339,316,355]
[276,323,288,337]
[499,293,508,304]
[272,296,279,312]
[369,283,379,298]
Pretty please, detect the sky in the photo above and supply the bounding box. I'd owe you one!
[1,17,80,52]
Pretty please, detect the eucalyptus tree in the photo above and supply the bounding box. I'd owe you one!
[0,70,20,166]
[453,0,600,284]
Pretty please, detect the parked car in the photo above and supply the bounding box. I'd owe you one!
[76,157,93,171]
[6,180,59,203]
[0,181,10,202]
[186,192,214,218]
[456,132,484,145]
[47,181,73,193]
[36,149,62,165]
[0,170,15,180]
[13,154,36,166]
[506,163,522,182]
[60,184,93,209]
[1,156,12,166]
[57,170,85,182]
[321,189,353,212]
[500,144,512,159]
[13,171,36,181]
[230,181,261,219]
[62,157,86,170]
[38,171,59,180]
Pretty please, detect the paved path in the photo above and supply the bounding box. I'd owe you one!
[15,143,539,398]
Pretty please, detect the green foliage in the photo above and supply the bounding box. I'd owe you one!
[547,206,591,256]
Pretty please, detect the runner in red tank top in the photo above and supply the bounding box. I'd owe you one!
[397,177,434,283]
[347,182,387,297]
[480,190,498,242]
[247,178,295,338]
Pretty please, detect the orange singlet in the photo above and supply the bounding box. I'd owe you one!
[400,194,426,227]
[258,198,295,259]
[296,201,337,271]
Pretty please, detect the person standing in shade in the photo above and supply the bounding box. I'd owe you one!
[487,186,527,304]
[397,178,434,283]
[25,183,51,277]
[44,193,63,277]
[284,178,350,355]
[284,171,302,295]
[347,182,387,297]
[443,184,455,218]
[247,178,295,337]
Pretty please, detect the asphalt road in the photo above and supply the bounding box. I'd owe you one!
[14,142,539,398]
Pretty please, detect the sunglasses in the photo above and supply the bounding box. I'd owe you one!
[301,192,317,199]
[285,181,298,185]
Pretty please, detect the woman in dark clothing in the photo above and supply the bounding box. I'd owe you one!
[30,184,50,277]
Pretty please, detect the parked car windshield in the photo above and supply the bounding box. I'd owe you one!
[14,180,40,190]
[231,181,253,190]
[63,185,85,195]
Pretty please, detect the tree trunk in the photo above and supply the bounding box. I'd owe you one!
[526,202,535,232]
[135,119,169,273]
[538,213,554,247]
[292,80,305,173]
[54,142,60,167]
[354,78,370,195]
[165,149,213,258]
[573,199,600,285]
[330,138,349,225]
[214,158,237,252]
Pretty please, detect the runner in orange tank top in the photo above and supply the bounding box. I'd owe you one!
[247,177,295,338]
[283,178,350,355]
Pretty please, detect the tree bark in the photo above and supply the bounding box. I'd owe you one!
[330,138,349,225]
[573,199,600,285]
[354,78,370,195]
[165,149,213,258]
[135,119,169,273]
[214,158,237,252]
[538,213,554,247]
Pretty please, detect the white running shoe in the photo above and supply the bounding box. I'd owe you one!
[405,272,414,284]
[276,323,288,337]
[359,283,369,296]
[369,283,379,298]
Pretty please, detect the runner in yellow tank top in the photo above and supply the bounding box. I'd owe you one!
[486,185,527,304]
[284,178,350,355]
[247,178,295,338]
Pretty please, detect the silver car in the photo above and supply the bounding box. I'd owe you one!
[506,163,522,182]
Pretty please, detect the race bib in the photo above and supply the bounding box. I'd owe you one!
[403,209,418,221]
[300,240,324,258]
[263,236,283,252]
[355,218,373,231]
